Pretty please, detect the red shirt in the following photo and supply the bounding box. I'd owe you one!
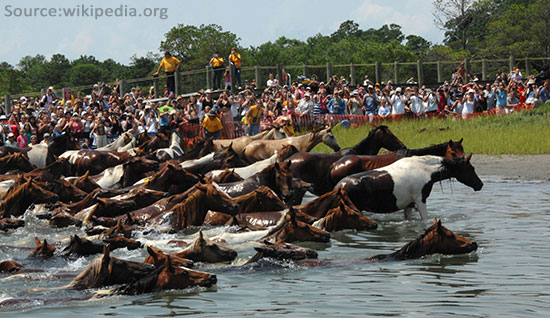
[437,94,447,113]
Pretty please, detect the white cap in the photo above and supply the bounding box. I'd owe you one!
[205,89,212,94]
[467,89,475,94]
[395,87,402,93]
[527,79,536,85]
[7,133,14,138]
[0,115,7,120]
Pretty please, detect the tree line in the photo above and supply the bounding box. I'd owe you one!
[1,0,548,96]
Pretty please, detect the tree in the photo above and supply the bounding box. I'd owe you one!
[433,0,481,51]
[160,24,240,69]
[68,64,104,87]
[406,35,432,55]
[331,20,360,41]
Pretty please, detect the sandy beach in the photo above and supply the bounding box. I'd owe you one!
[471,154,550,181]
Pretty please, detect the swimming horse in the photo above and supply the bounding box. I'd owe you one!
[335,155,483,219]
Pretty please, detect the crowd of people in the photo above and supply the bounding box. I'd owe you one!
[1,56,549,148]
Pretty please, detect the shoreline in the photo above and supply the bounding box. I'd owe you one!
[471,154,550,181]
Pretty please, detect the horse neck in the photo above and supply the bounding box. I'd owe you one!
[0,185,28,217]
[301,132,323,152]
[351,133,380,155]
[400,143,448,158]
[387,232,437,260]
[175,191,203,229]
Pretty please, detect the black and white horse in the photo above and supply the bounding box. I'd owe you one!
[335,155,483,219]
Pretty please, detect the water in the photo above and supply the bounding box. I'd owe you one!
[2,176,550,317]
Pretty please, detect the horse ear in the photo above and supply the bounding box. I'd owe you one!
[339,202,346,212]
[166,255,175,273]
[458,138,463,144]
[198,230,206,246]
[146,245,157,259]
[466,153,472,162]
[34,237,41,246]
[102,244,111,261]
[274,162,280,170]
[448,139,454,145]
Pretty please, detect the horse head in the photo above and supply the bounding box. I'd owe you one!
[151,255,216,292]
[266,209,330,243]
[270,162,295,201]
[199,182,239,215]
[0,260,22,273]
[29,237,56,258]
[320,128,341,152]
[316,202,377,232]
[24,178,59,204]
[446,138,465,159]
[61,235,103,257]
[376,125,406,152]
[422,219,478,255]
[13,152,35,172]
[101,244,155,286]
[103,236,143,250]
[182,230,237,263]
[443,154,483,191]
[248,240,318,264]
[144,245,194,268]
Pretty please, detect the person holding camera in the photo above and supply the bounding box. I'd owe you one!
[210,51,225,90]
[228,48,242,89]
[390,87,407,115]
[154,51,181,96]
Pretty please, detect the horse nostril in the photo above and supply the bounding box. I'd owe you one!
[209,274,217,285]
[469,241,478,251]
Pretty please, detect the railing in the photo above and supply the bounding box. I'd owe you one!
[3,55,550,113]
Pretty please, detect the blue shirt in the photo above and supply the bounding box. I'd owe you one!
[328,98,346,115]
[539,88,549,102]
[496,89,507,107]
[363,94,379,113]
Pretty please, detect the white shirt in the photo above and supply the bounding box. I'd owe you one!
[267,79,278,87]
[391,94,405,115]
[409,95,424,115]
[462,98,475,118]
[297,99,314,114]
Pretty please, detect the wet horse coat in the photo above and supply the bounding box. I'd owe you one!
[335,155,483,219]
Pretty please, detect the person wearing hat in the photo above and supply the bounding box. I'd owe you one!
[210,51,225,90]
[296,93,314,115]
[5,133,17,147]
[154,51,181,95]
[347,91,363,115]
[524,78,538,106]
[228,48,242,89]
[40,132,51,145]
[202,109,223,140]
[460,88,477,119]
[362,85,379,116]
[390,87,407,115]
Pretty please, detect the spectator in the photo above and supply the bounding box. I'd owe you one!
[296,93,314,115]
[506,89,519,113]
[328,93,346,115]
[408,87,425,117]
[362,86,378,116]
[461,89,477,119]
[210,51,225,90]
[224,68,231,90]
[40,132,50,145]
[154,51,181,95]
[245,100,263,136]
[5,133,17,147]
[202,110,223,140]
[496,82,508,113]
[30,135,38,146]
[228,48,242,88]
[390,87,407,115]
[267,73,278,87]
[40,86,55,111]
[535,79,550,105]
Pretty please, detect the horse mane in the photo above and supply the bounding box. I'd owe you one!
[370,223,441,261]
[173,188,204,229]
[351,126,384,152]
[115,265,163,295]
[396,141,451,158]
[277,145,299,161]
[0,180,31,217]
[67,253,110,289]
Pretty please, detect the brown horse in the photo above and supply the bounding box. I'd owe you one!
[298,188,359,219]
[0,260,22,273]
[0,218,25,232]
[179,144,248,176]
[115,253,216,295]
[243,128,341,163]
[233,185,287,214]
[144,245,194,268]
[0,178,59,218]
[87,188,168,219]
[61,235,104,257]
[139,133,169,154]
[312,203,377,232]
[71,171,101,193]
[368,219,478,261]
[208,168,244,183]
[285,125,406,195]
[29,237,56,258]
[262,209,330,243]
[172,137,215,162]
[213,127,288,152]
[173,231,237,263]
[141,162,199,194]
[64,245,155,290]
[245,240,318,265]
[49,212,83,228]
[206,208,318,231]
[0,152,35,173]
[329,139,465,185]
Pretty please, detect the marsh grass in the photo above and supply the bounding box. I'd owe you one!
[312,107,550,155]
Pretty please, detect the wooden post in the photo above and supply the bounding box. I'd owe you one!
[303,64,309,78]
[509,55,515,73]
[464,58,470,78]
[153,76,159,98]
[375,61,382,84]
[3,95,11,115]
[394,61,400,84]
[525,57,531,76]
[229,64,237,92]
[255,66,261,89]
[417,59,424,86]
[437,61,443,83]
[174,69,181,95]
[206,66,212,90]
[119,79,126,97]
[481,59,488,81]
[326,62,333,83]
[350,63,356,86]
[276,64,283,85]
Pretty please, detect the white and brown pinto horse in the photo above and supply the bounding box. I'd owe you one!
[335,155,483,219]
[152,132,184,162]
[242,128,341,163]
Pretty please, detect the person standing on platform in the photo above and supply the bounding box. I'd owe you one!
[228,48,242,89]
[210,51,225,90]
[154,51,181,95]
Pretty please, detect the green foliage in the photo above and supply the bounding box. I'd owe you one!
[68,64,104,87]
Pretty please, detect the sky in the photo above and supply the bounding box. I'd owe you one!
[0,0,443,67]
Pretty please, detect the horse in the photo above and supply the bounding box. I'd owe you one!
[232,185,287,214]
[29,237,56,258]
[329,139,465,185]
[171,231,237,263]
[245,240,318,265]
[0,178,59,218]
[90,156,159,189]
[49,212,83,228]
[172,137,215,162]
[297,188,360,219]
[215,162,312,204]
[207,168,244,183]
[207,153,278,180]
[243,128,341,163]
[140,133,170,154]
[114,254,216,295]
[284,125,406,195]
[0,260,22,273]
[96,132,134,151]
[0,133,80,168]
[138,162,199,194]
[262,209,330,243]
[206,207,318,231]
[312,202,377,232]
[64,245,155,290]
[86,188,167,219]
[368,219,478,261]
[178,145,248,176]
[71,171,101,193]
[0,152,35,173]
[0,218,25,232]
[144,245,194,268]
[152,132,185,161]
[212,127,288,153]
[335,155,483,219]
[60,147,140,176]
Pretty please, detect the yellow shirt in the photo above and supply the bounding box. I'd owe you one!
[202,116,223,133]
[210,57,224,68]
[160,56,180,72]
[229,53,241,68]
[247,105,264,125]
[282,124,295,137]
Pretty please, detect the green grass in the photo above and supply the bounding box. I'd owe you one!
[312,106,550,155]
